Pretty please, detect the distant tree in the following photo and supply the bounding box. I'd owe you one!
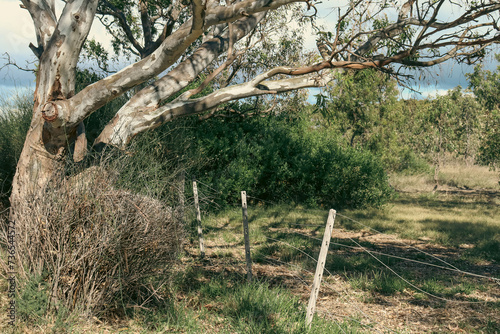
[427,94,461,184]
[317,69,399,147]
[448,86,482,165]
[468,54,500,111]
[467,54,500,167]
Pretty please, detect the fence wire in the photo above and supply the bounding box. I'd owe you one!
[187,186,499,332]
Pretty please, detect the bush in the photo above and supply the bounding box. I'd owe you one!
[16,273,49,325]
[191,115,393,209]
[0,90,33,202]
[2,163,184,317]
[477,109,500,168]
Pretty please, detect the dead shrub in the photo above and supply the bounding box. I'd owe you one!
[4,165,184,317]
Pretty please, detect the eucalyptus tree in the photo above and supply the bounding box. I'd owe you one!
[449,86,482,165]
[11,0,500,215]
[467,54,500,167]
[316,69,399,148]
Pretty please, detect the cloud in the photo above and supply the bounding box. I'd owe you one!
[0,1,498,98]
[0,1,36,55]
[0,0,116,91]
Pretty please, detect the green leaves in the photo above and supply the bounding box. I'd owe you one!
[319,69,399,148]
[189,112,393,209]
[466,55,500,167]
[81,39,110,72]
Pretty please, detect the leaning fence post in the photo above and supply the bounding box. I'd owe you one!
[177,170,186,224]
[192,178,205,258]
[306,209,336,327]
[241,191,253,282]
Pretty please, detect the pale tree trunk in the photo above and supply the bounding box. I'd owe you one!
[10,0,99,218]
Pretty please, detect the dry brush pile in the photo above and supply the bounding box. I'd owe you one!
[2,165,184,316]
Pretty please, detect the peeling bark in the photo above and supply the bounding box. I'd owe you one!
[10,0,98,213]
[95,12,267,146]
[99,71,338,147]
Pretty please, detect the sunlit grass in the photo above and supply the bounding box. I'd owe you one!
[6,165,499,332]
[438,162,500,190]
[337,191,500,264]
[389,158,500,192]
[164,267,360,334]
[202,186,499,265]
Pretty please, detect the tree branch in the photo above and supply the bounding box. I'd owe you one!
[100,70,335,148]
[191,0,207,33]
[20,0,58,57]
[98,0,145,56]
[139,0,154,52]
[1,53,37,73]
[94,12,267,146]
[64,1,301,128]
[35,0,99,102]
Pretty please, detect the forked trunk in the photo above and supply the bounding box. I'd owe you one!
[9,54,78,219]
[9,102,76,220]
[10,0,98,220]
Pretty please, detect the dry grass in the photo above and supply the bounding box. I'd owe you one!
[0,165,184,320]
[354,193,499,247]
[2,190,499,333]
[192,204,500,333]
[1,159,499,333]
[390,159,500,193]
[438,161,500,190]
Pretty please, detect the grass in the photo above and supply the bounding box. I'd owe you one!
[389,159,500,193]
[337,192,500,263]
[129,268,357,334]
[348,271,407,295]
[0,90,32,202]
[3,159,500,333]
[194,185,500,332]
[4,189,499,333]
[438,162,500,190]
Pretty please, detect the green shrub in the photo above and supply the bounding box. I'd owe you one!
[0,86,393,212]
[16,273,49,325]
[477,109,500,168]
[0,90,33,201]
[190,115,394,209]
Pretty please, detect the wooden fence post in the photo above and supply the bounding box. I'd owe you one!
[241,191,253,282]
[177,170,185,223]
[306,209,336,327]
[192,178,205,258]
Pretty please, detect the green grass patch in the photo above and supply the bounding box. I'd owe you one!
[348,271,406,295]
[336,192,500,263]
[16,273,50,325]
[169,266,362,333]
[420,277,485,299]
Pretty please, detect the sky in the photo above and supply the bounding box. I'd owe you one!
[0,0,498,100]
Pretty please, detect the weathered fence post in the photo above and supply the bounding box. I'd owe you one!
[177,170,185,223]
[306,209,336,327]
[192,178,205,258]
[241,191,253,282]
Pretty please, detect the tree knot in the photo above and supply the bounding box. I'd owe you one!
[41,102,59,122]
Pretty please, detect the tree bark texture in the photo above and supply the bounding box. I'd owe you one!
[11,0,98,213]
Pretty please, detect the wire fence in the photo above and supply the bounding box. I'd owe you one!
[181,182,500,332]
